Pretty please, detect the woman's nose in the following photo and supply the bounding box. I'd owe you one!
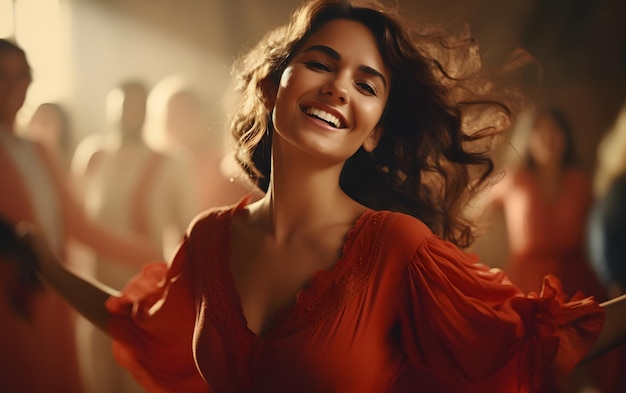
[320,77,349,104]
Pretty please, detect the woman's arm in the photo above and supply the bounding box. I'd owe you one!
[19,223,118,333]
[581,293,626,363]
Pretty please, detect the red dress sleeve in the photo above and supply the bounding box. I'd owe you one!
[105,237,207,393]
[398,236,605,392]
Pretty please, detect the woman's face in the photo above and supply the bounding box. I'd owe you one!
[270,18,390,164]
[528,114,566,166]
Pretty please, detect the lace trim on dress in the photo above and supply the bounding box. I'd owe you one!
[271,210,384,336]
[191,202,253,388]
[194,204,389,388]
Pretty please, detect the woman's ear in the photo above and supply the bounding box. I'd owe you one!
[363,126,383,152]
[261,78,278,111]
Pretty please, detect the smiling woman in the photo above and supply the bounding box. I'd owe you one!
[9,0,626,392]
[270,19,388,167]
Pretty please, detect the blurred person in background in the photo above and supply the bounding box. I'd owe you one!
[477,105,612,392]
[592,101,626,201]
[587,102,626,393]
[22,102,75,174]
[71,79,198,393]
[145,75,256,211]
[21,102,91,287]
[0,38,160,393]
[482,106,605,299]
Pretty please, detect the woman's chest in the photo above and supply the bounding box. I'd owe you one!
[188,208,403,391]
[193,285,402,392]
[229,229,349,337]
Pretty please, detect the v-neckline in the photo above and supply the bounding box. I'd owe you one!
[222,205,374,340]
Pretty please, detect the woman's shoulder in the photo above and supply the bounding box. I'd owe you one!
[364,209,479,278]
[366,209,437,252]
[186,195,251,236]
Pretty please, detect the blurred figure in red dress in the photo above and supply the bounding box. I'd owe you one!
[481,106,611,392]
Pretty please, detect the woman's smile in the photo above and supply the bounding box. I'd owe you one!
[301,103,347,130]
[271,18,390,160]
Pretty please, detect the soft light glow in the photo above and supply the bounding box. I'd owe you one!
[0,0,15,38]
[13,0,73,127]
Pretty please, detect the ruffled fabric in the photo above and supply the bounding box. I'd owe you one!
[105,205,605,392]
[397,234,605,392]
[530,277,606,381]
[105,242,207,393]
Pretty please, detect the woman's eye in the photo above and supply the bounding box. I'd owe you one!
[357,82,377,96]
[305,61,331,71]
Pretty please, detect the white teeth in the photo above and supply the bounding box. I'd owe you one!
[305,107,342,128]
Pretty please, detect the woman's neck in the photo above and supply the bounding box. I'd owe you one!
[250,150,361,243]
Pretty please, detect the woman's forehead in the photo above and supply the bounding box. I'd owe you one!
[296,19,390,82]
[303,20,384,59]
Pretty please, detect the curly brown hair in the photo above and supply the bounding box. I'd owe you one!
[228,0,530,248]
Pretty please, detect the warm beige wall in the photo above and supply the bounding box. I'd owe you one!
[62,0,311,144]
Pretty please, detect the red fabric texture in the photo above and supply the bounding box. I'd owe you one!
[500,169,604,300]
[106,201,605,392]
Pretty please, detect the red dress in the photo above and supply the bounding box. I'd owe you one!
[498,169,604,299]
[106,201,604,392]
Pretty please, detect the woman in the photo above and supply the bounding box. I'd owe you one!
[485,107,606,299]
[10,1,626,392]
[23,102,75,173]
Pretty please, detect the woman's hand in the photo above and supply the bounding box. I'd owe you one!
[2,215,118,332]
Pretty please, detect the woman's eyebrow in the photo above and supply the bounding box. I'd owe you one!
[302,44,387,89]
[303,44,341,60]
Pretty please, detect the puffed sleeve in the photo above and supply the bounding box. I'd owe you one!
[398,236,605,392]
[105,236,207,393]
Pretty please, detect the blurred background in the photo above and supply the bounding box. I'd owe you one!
[3,2,626,391]
[4,2,626,392]
[3,0,626,268]
[3,0,626,169]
